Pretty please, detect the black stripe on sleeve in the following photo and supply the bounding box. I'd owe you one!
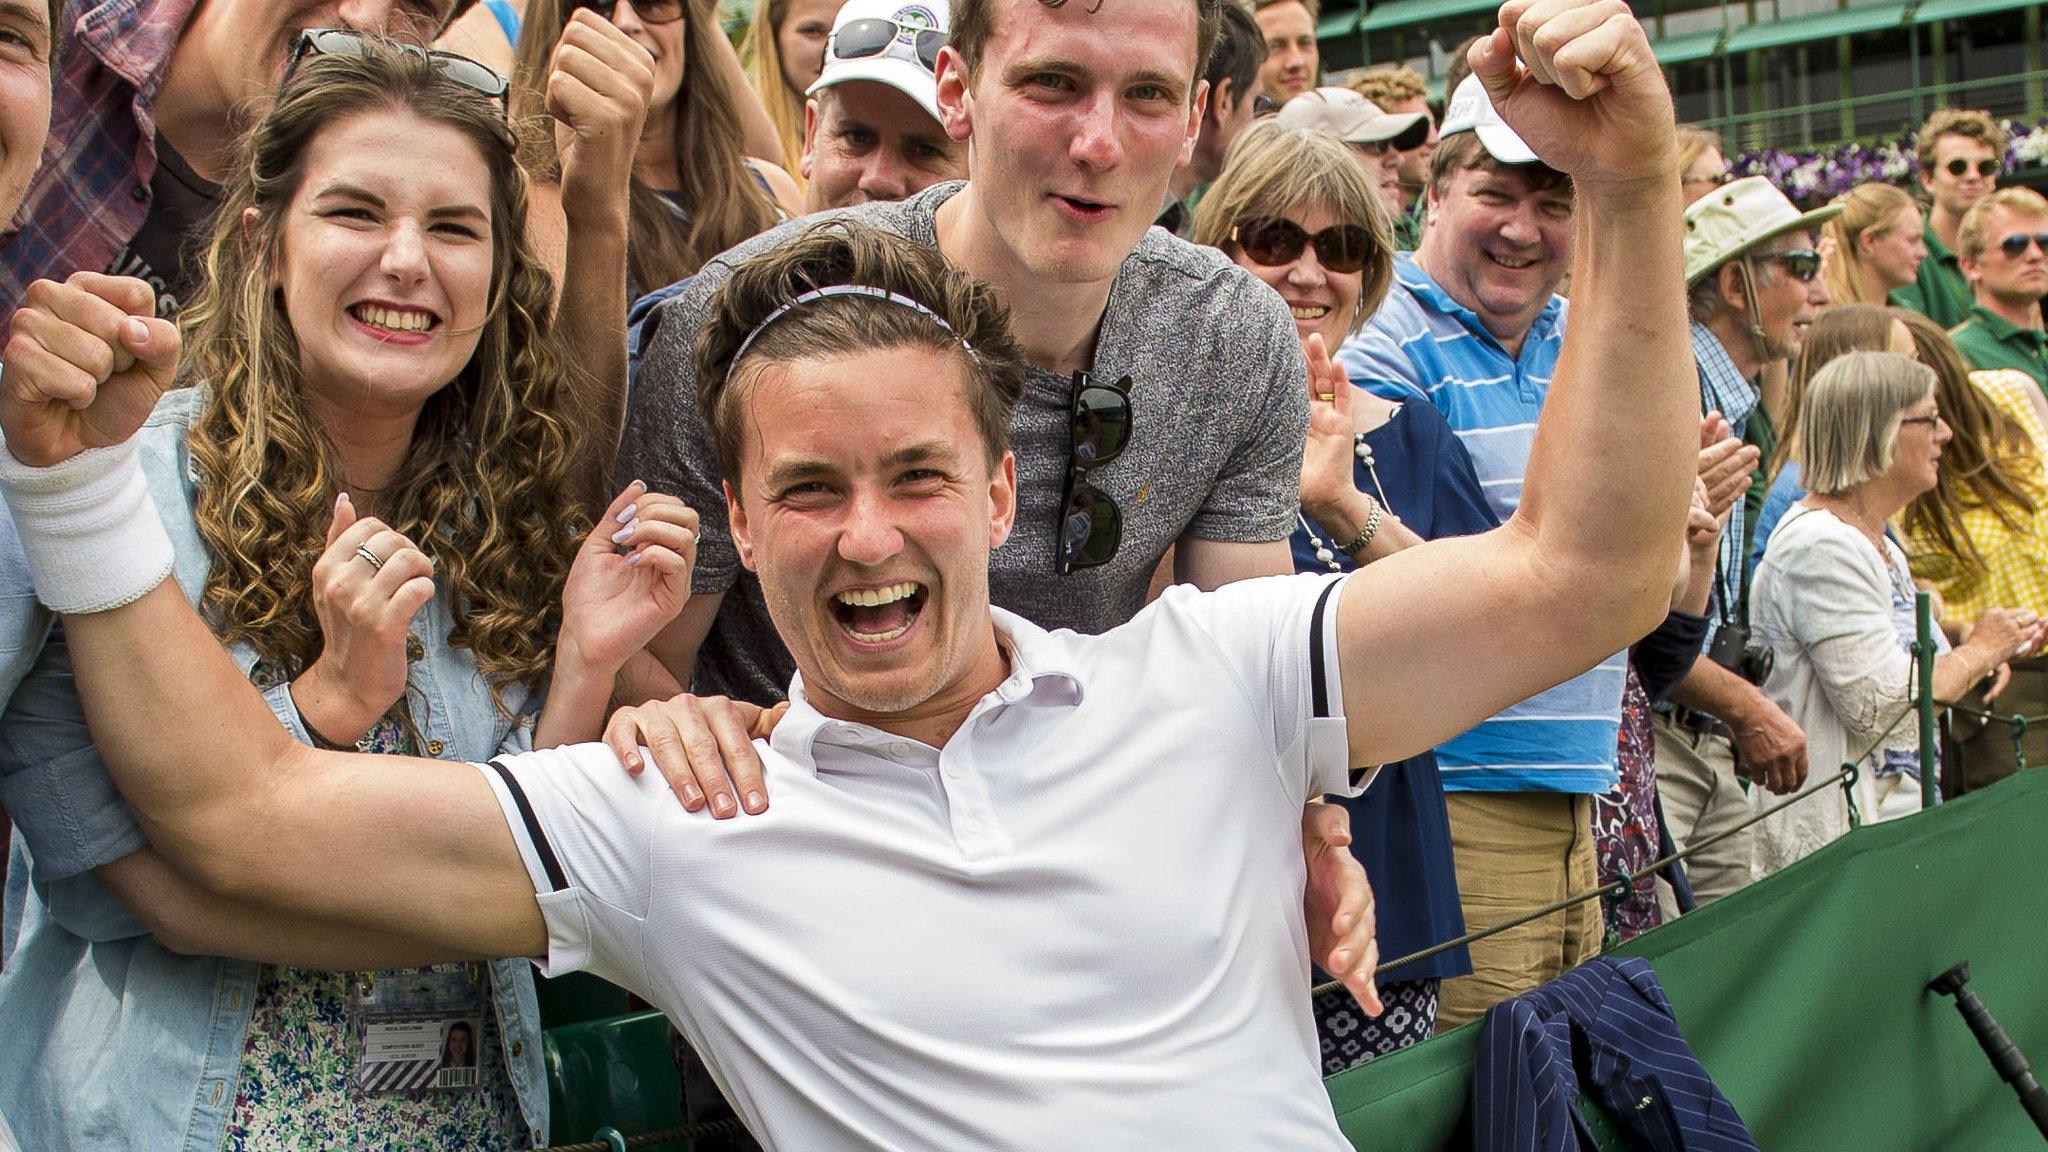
[489,758,569,893]
[1308,578,1343,719]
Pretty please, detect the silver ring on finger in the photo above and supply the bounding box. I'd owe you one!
[355,544,385,572]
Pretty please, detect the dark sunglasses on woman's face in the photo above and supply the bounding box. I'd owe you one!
[573,0,686,24]
[1232,218,1372,275]
[830,17,948,72]
[1760,248,1822,282]
[287,28,509,102]
[1944,157,2001,179]
[1997,232,2048,260]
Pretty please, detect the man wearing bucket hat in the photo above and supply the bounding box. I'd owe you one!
[1338,73,1633,1027]
[798,0,967,213]
[1655,175,1836,904]
[1274,86,1429,222]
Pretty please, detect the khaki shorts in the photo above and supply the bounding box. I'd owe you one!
[1435,791,1601,1029]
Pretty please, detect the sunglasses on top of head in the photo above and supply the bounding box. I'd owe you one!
[828,17,949,73]
[1231,218,1373,275]
[287,28,509,102]
[572,0,686,22]
[1944,157,2001,179]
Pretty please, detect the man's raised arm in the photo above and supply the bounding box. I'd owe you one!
[1335,0,1695,767]
[0,274,547,962]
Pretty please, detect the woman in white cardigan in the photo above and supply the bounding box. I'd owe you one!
[1750,351,2046,878]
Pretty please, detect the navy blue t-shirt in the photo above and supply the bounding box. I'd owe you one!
[1290,394,1495,982]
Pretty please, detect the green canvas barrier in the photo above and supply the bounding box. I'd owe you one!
[1325,769,2048,1149]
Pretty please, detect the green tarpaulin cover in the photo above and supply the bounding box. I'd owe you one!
[1325,769,2048,1149]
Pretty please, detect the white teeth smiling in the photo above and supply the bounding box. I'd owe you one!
[1291,306,1330,320]
[1490,254,1537,270]
[835,581,920,608]
[351,304,435,333]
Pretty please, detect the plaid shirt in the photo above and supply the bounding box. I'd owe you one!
[1691,322,1759,636]
[0,0,199,321]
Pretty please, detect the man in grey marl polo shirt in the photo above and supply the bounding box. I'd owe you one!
[618,0,1318,723]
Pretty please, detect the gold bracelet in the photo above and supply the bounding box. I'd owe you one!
[1338,499,1385,557]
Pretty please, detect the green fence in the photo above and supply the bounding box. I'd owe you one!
[1327,766,2048,1149]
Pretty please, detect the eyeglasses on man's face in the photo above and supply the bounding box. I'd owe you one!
[1758,248,1822,283]
[1943,157,2001,179]
[1995,231,2048,260]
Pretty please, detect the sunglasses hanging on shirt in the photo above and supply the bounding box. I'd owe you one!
[1056,371,1132,575]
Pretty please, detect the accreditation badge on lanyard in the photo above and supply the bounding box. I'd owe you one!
[350,963,489,1095]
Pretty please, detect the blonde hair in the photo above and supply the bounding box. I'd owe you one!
[1821,183,1920,305]
[1773,303,1899,484]
[1957,186,2048,263]
[1797,351,1938,496]
[740,0,813,180]
[1899,310,2040,567]
[179,39,585,707]
[1350,65,1425,108]
[514,0,781,294]
[1676,124,1722,182]
[1191,121,1396,333]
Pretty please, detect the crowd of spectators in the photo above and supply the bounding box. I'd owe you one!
[0,0,2043,1147]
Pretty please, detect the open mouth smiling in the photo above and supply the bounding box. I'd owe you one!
[831,581,931,644]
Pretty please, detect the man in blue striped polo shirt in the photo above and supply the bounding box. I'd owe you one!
[1338,75,1627,1028]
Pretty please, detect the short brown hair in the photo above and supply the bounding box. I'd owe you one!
[1255,0,1317,15]
[1350,65,1426,109]
[696,221,1028,483]
[952,0,1223,91]
[1915,108,2009,175]
[1427,131,1571,199]
[1957,185,2048,262]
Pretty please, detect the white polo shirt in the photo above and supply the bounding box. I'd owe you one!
[479,573,1366,1151]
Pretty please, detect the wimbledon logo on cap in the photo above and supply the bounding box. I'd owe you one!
[893,5,937,43]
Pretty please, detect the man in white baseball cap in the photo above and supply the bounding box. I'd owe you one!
[800,0,967,213]
[1274,85,1428,218]
[1438,71,1539,165]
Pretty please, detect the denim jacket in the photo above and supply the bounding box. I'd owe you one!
[0,388,550,1150]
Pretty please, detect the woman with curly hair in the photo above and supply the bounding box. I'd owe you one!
[0,37,696,1152]
[513,0,799,299]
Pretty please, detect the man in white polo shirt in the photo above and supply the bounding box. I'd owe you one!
[0,1,1696,1146]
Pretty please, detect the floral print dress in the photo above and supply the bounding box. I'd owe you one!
[221,666,524,1152]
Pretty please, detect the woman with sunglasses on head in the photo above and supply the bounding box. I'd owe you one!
[514,0,800,302]
[1195,120,1475,1069]
[1821,184,1929,307]
[0,39,700,1152]
[738,0,846,184]
[1750,351,2043,875]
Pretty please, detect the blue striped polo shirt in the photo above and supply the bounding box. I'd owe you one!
[1338,253,1624,795]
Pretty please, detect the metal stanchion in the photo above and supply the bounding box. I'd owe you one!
[1916,592,1939,809]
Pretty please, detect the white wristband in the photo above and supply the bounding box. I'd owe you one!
[0,434,174,614]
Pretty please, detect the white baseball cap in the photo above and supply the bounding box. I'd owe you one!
[807,0,950,126]
[1273,87,1430,150]
[1439,74,1538,165]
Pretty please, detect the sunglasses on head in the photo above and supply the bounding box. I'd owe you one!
[1758,248,1822,282]
[1233,218,1373,275]
[1057,371,1132,575]
[287,28,509,102]
[829,17,949,72]
[1944,157,2001,179]
[1997,232,2048,259]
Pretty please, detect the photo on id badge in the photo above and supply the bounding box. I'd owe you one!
[353,965,487,1093]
